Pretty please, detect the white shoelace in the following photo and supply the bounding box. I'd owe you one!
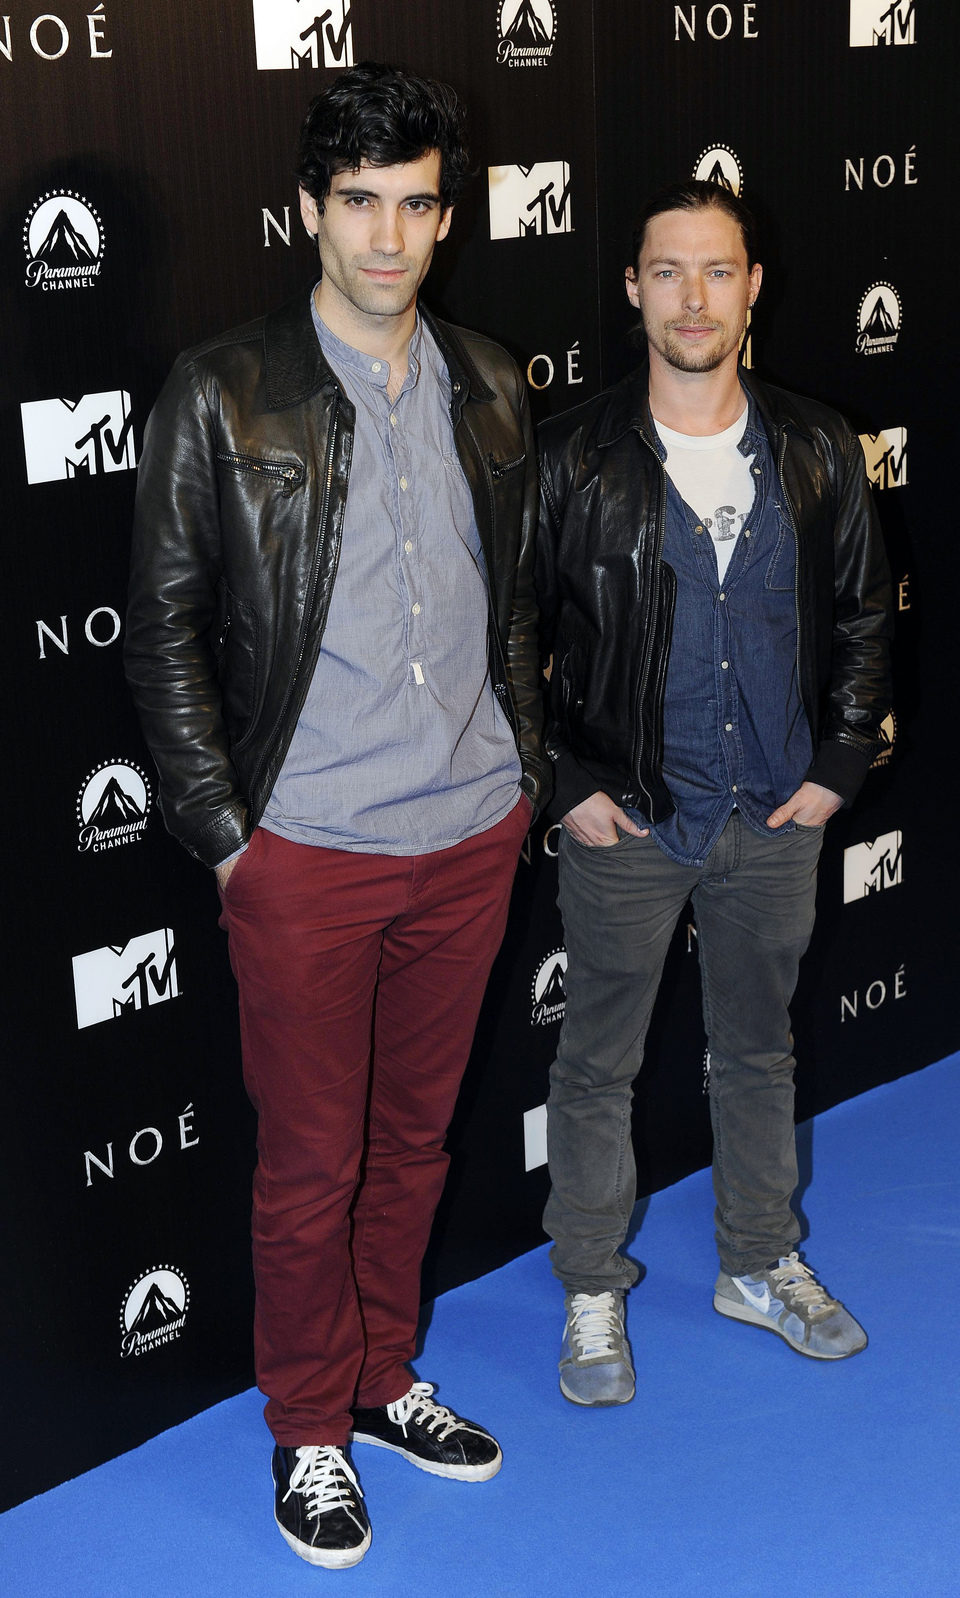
[769,1254,839,1319]
[568,1292,623,1358]
[386,1382,464,1440]
[285,1446,363,1521]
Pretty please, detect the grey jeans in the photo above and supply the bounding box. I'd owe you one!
[544,811,823,1287]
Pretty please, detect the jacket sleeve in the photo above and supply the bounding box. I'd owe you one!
[535,424,610,822]
[504,374,552,819]
[805,422,893,804]
[124,355,250,867]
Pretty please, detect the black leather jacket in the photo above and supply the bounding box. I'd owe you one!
[125,291,547,866]
[536,365,892,822]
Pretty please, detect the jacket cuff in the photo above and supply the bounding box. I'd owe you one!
[806,740,874,807]
[545,748,607,824]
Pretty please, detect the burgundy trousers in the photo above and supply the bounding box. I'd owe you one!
[218,798,529,1446]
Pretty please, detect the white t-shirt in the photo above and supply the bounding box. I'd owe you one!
[654,408,756,581]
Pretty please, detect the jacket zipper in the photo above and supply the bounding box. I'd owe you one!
[488,451,525,479]
[774,427,808,724]
[217,451,303,497]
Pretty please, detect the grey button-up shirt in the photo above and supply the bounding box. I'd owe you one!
[259,304,521,855]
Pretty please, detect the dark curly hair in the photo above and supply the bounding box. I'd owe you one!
[296,61,470,213]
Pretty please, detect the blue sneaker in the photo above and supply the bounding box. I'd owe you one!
[559,1290,635,1405]
[713,1253,867,1360]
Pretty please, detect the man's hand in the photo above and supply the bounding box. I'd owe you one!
[215,855,241,890]
[766,780,843,830]
[562,791,650,847]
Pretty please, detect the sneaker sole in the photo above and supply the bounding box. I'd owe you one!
[275,1515,372,1568]
[348,1431,502,1481]
[559,1374,635,1407]
[712,1293,868,1360]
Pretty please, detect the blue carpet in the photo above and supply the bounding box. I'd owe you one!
[3,1054,959,1597]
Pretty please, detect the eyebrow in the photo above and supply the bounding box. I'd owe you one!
[331,182,442,204]
[646,256,741,268]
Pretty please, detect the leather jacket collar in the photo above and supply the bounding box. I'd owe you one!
[262,285,497,412]
[593,360,816,453]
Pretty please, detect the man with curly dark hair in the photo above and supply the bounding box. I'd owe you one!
[126,62,546,1568]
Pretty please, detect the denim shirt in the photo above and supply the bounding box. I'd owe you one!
[635,395,812,866]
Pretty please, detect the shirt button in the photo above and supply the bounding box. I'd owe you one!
[732,784,738,793]
[371,361,382,373]
[725,722,733,732]
[390,414,397,427]
[743,529,751,538]
[399,476,408,491]
[411,602,421,616]
[721,660,729,669]
[404,540,413,553]
[718,593,726,602]
[694,525,703,535]
[753,467,761,475]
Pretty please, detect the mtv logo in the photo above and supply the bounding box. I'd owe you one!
[21,392,135,485]
[72,928,180,1029]
[843,832,903,903]
[859,427,908,490]
[488,163,573,240]
[849,1,915,46]
[251,0,354,69]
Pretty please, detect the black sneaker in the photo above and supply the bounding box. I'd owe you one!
[350,1381,502,1481]
[272,1444,371,1568]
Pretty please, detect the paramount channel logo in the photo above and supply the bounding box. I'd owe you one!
[692,144,743,194]
[120,1265,190,1359]
[871,711,896,770]
[496,0,556,66]
[857,283,901,356]
[77,759,151,853]
[23,191,103,291]
[531,948,567,1026]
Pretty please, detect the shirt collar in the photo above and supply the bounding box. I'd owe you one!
[310,291,423,393]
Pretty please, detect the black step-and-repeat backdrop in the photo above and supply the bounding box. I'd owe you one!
[2,1,952,1509]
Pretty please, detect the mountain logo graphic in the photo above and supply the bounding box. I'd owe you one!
[77,760,151,852]
[531,948,568,1026]
[23,191,104,290]
[871,710,897,770]
[693,145,744,196]
[497,0,556,65]
[857,282,901,355]
[120,1266,190,1358]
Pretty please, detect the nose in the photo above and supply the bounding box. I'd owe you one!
[683,275,706,313]
[371,206,403,256]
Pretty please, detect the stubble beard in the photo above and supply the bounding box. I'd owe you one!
[658,320,737,374]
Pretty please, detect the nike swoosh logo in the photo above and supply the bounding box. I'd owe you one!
[736,1280,772,1313]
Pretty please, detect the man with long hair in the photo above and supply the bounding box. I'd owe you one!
[537,181,891,1405]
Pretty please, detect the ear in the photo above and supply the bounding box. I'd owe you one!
[299,184,321,238]
[436,205,454,244]
[747,261,763,306]
[625,265,641,311]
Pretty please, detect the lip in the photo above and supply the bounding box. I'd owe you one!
[672,325,716,337]
[361,267,407,282]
